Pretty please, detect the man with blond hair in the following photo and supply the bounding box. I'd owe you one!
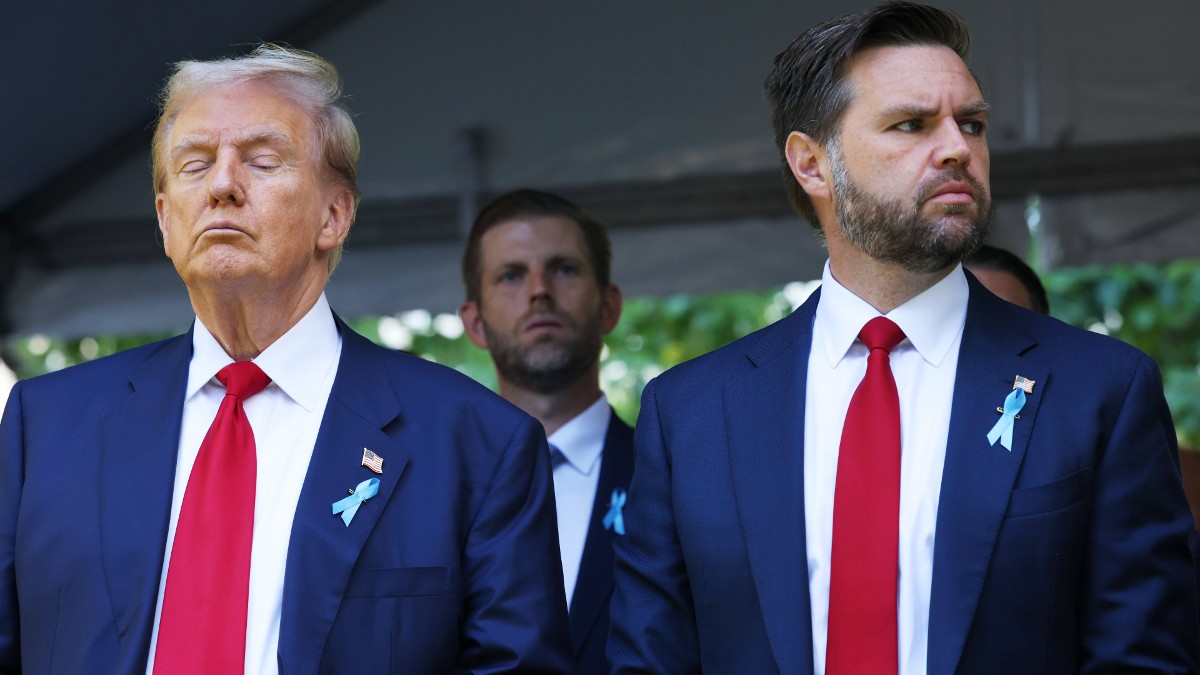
[1,44,571,674]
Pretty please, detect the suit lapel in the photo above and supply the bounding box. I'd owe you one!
[277,324,411,675]
[99,333,192,669]
[568,410,634,652]
[926,280,1048,675]
[725,292,820,675]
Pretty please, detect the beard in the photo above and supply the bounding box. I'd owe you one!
[829,143,992,274]
[484,305,605,395]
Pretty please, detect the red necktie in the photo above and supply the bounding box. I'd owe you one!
[826,316,906,675]
[154,361,270,675]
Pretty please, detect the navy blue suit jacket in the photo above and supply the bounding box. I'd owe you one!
[0,320,572,674]
[609,276,1198,674]
[566,410,633,675]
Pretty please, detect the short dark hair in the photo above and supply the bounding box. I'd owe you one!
[764,1,973,227]
[966,244,1050,314]
[462,189,613,304]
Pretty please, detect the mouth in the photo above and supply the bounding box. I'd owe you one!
[926,181,976,205]
[523,315,565,334]
[200,220,248,237]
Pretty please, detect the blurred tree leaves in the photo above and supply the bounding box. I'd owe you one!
[1045,260,1200,448]
[343,286,802,426]
[599,285,801,424]
[6,262,1198,447]
[6,330,179,376]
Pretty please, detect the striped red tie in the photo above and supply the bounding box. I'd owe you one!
[154,361,270,674]
[826,316,905,675]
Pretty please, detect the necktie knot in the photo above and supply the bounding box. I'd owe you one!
[217,361,271,400]
[859,316,905,354]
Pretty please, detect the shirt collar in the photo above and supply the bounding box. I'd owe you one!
[816,261,969,368]
[547,394,611,475]
[186,294,341,411]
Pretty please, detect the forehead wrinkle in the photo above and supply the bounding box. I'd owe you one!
[487,241,584,273]
[872,94,988,120]
[847,47,984,104]
[168,127,300,161]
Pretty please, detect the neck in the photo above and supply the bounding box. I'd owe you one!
[498,370,603,437]
[189,279,325,361]
[826,237,953,314]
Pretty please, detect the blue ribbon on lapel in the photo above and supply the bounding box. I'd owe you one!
[986,388,1026,451]
[603,488,627,535]
[331,478,380,526]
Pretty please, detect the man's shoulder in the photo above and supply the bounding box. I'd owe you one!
[638,305,816,420]
[968,289,1160,401]
[972,289,1149,366]
[649,305,812,400]
[339,328,531,426]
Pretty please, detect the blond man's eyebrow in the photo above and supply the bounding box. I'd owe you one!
[168,128,299,161]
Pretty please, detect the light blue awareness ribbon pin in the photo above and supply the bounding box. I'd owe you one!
[332,478,380,526]
[603,488,627,535]
[986,388,1027,451]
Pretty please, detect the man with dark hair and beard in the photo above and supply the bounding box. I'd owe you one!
[609,2,1197,674]
[460,188,634,675]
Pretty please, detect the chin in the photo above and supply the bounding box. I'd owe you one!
[523,344,571,366]
[931,209,988,240]
[187,257,260,286]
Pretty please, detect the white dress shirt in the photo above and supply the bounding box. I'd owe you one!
[546,394,611,609]
[145,294,342,675]
[804,263,968,675]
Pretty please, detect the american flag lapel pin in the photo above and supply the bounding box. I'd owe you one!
[361,447,384,474]
[988,375,1033,451]
[1013,375,1035,394]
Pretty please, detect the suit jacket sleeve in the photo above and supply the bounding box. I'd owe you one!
[1080,354,1198,670]
[608,378,702,674]
[0,383,22,673]
[457,414,573,673]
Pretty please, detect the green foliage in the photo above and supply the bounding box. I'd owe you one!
[343,287,801,426]
[345,312,497,389]
[6,262,1199,448]
[1044,260,1200,448]
[599,288,799,424]
[7,330,180,378]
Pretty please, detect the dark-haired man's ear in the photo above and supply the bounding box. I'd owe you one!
[785,131,833,204]
[459,300,489,350]
[600,283,623,334]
